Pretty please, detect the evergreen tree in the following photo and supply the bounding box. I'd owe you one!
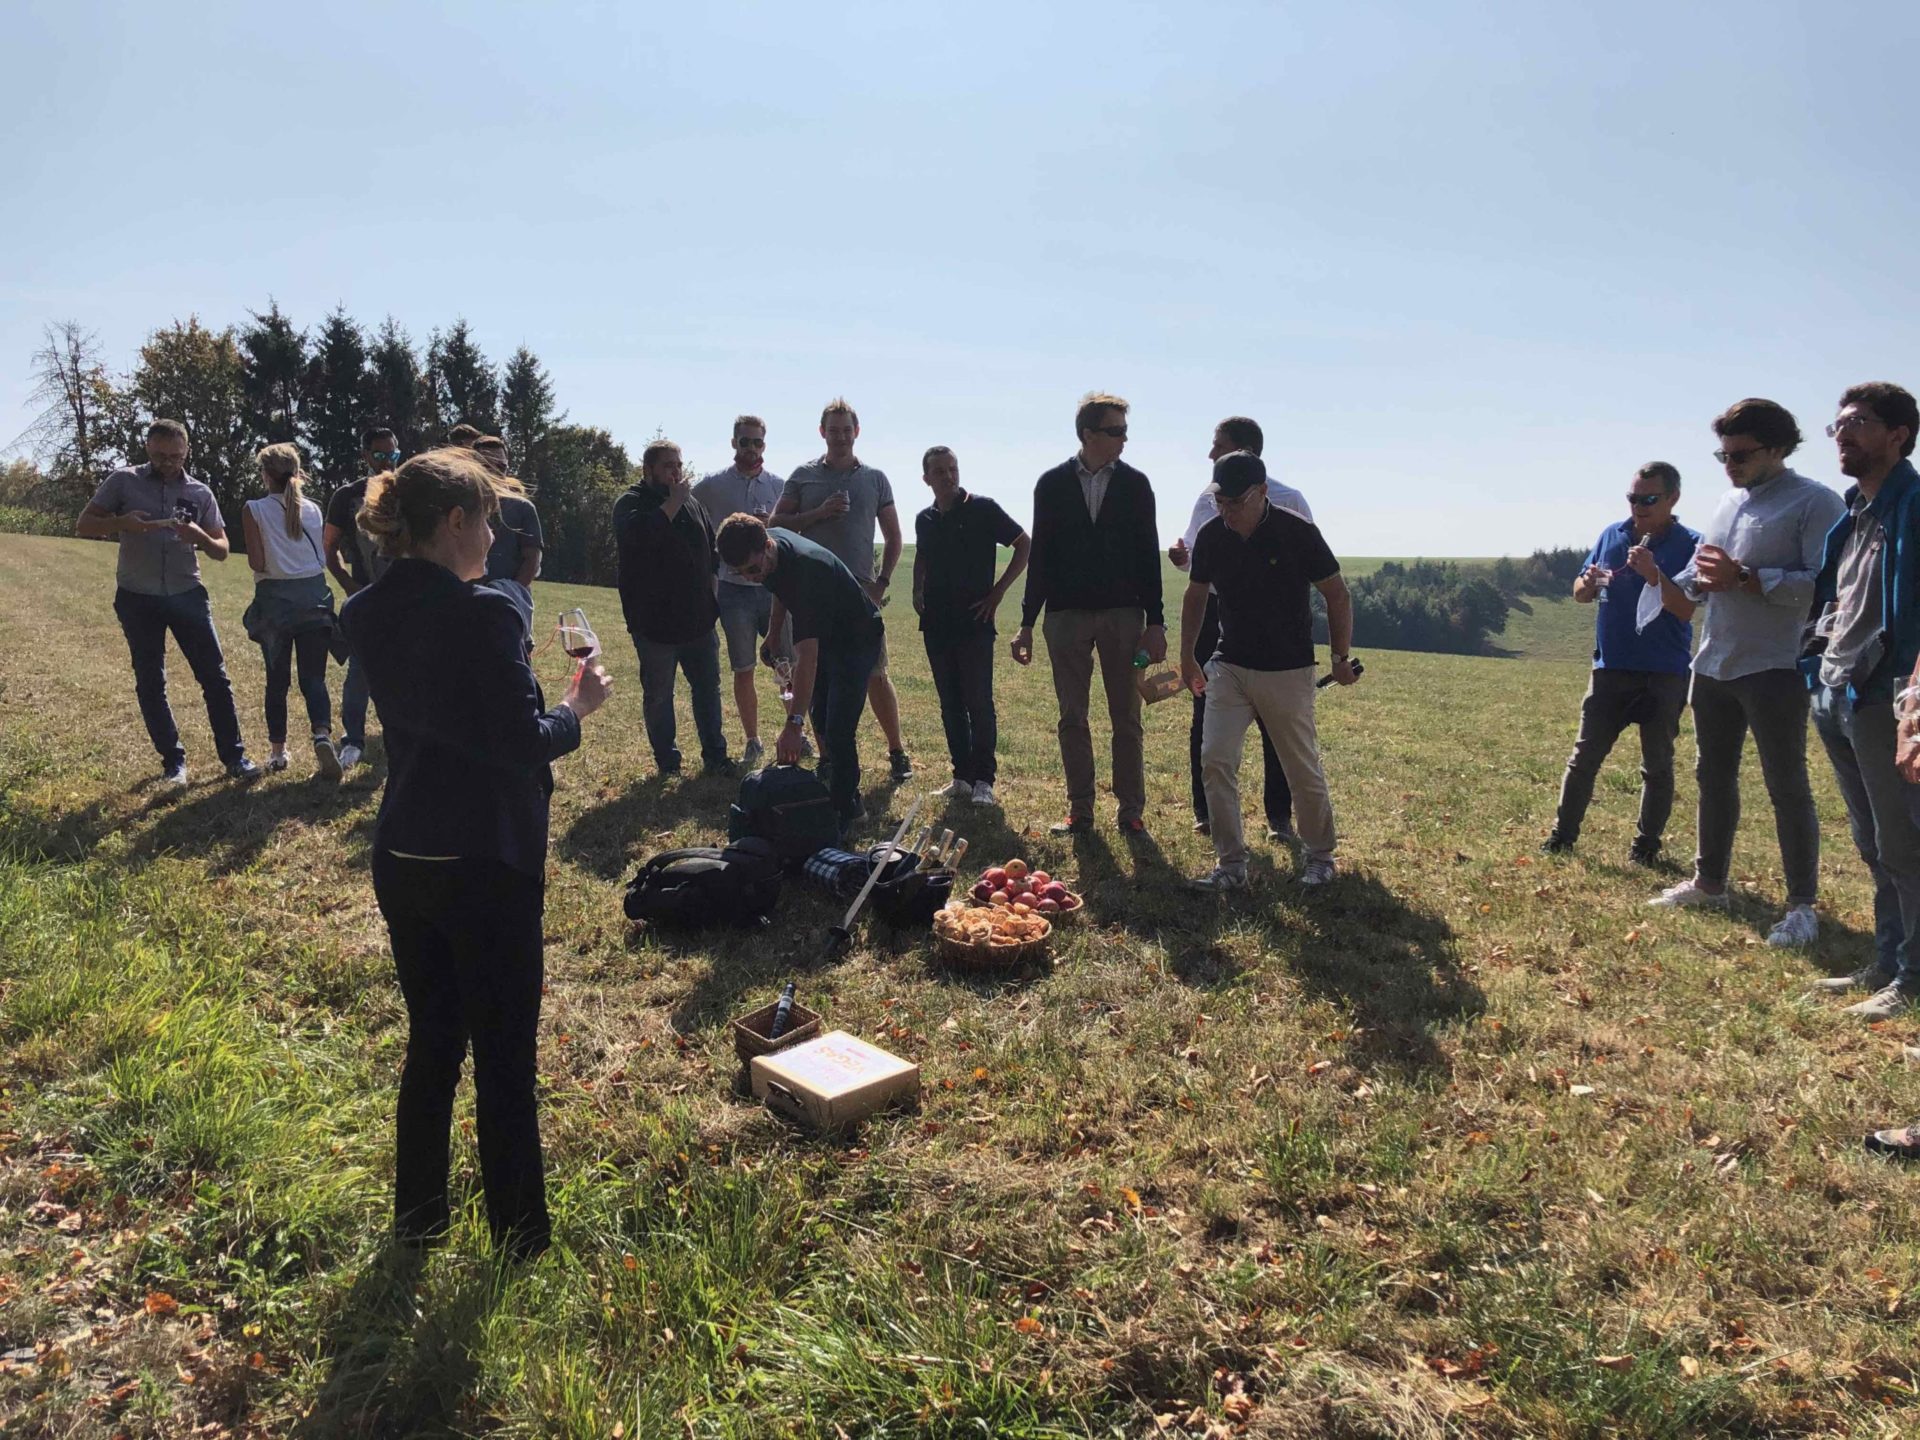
[539,424,631,584]
[428,319,498,438]
[125,318,253,519]
[366,318,428,457]
[499,345,561,490]
[237,299,307,446]
[304,307,373,494]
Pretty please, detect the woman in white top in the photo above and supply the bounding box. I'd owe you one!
[241,444,342,778]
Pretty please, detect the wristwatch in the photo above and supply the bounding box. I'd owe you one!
[1737,564,1754,587]
[786,713,806,728]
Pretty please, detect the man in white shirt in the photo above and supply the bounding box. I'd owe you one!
[1168,416,1311,843]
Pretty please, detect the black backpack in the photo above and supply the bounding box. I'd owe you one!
[624,837,784,927]
[728,764,842,865]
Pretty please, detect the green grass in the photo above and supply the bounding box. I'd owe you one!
[1,531,1916,1438]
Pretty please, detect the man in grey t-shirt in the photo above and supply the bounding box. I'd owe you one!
[773,397,912,780]
[76,418,257,786]
[693,414,792,768]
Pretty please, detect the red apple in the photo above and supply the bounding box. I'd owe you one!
[972,881,992,902]
[983,867,1008,889]
[1042,882,1069,902]
[1005,858,1029,881]
[988,890,1011,907]
[1030,871,1051,888]
[1036,897,1061,914]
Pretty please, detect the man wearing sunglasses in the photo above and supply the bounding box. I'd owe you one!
[1807,383,1920,1020]
[1013,391,1165,836]
[321,424,402,769]
[1644,399,1844,950]
[1541,462,1698,865]
[694,415,793,769]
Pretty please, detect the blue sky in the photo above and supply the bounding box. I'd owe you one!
[5,0,1918,554]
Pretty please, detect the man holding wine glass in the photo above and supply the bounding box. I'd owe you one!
[613,439,733,777]
[77,418,259,787]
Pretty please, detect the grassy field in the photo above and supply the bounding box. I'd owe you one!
[0,530,1915,1439]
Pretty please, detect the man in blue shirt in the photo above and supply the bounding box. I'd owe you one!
[1542,462,1699,864]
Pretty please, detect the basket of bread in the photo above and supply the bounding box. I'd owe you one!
[932,900,1052,969]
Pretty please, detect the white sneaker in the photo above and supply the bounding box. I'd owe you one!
[1646,879,1729,909]
[971,781,997,806]
[1767,904,1819,949]
[1299,858,1336,887]
[939,779,971,799]
[338,743,363,770]
[1190,865,1248,892]
[1844,983,1916,1021]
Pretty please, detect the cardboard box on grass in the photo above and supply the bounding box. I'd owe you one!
[749,1030,919,1131]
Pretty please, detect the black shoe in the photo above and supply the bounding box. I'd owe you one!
[1864,1122,1920,1161]
[704,758,737,779]
[1049,815,1093,836]
[1539,833,1574,856]
[657,759,682,777]
[1192,818,1210,836]
[1117,816,1147,837]
[1628,837,1661,867]
[889,749,914,782]
[226,756,262,782]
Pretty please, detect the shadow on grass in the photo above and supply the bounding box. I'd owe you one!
[124,772,373,874]
[558,771,748,879]
[294,1241,500,1440]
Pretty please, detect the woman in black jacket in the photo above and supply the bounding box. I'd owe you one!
[340,448,611,1262]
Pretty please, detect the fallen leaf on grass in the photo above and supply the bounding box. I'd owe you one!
[1594,1353,1636,1371]
[1679,1355,1701,1378]
[1569,1085,1597,1098]
[1014,1315,1044,1336]
[144,1291,178,1316]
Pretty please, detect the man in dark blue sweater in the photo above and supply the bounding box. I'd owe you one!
[1012,392,1165,835]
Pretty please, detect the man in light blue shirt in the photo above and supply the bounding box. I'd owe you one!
[1645,399,1845,949]
[693,414,791,768]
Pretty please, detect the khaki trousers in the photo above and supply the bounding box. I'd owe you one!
[1201,660,1336,868]
[1043,606,1146,822]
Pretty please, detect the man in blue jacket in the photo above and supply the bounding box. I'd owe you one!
[1543,463,1700,864]
[1807,382,1920,1020]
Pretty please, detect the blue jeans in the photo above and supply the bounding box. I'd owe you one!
[635,631,728,771]
[259,628,332,744]
[813,629,883,820]
[924,629,998,784]
[1813,686,1920,988]
[340,651,370,749]
[112,585,246,769]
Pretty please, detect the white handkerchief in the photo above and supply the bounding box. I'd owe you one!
[1634,578,1664,634]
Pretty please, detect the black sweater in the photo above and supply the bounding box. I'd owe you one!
[1019,457,1163,628]
[340,558,581,877]
[612,484,720,645]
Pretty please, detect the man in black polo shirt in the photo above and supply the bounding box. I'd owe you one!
[912,446,1029,807]
[717,514,883,832]
[613,439,731,777]
[1180,452,1356,890]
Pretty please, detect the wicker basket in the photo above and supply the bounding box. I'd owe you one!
[732,999,823,1064]
[935,916,1052,970]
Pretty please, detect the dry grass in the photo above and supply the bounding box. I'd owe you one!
[0,531,1916,1438]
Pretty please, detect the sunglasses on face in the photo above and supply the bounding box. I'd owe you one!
[1827,412,1879,438]
[1713,447,1766,465]
[1626,492,1667,506]
[1088,425,1128,439]
[735,437,767,448]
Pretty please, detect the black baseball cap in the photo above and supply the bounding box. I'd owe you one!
[1208,451,1266,499]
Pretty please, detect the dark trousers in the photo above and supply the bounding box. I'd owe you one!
[373,851,549,1259]
[1551,667,1688,847]
[925,629,998,784]
[259,629,333,744]
[1691,668,1820,904]
[111,585,245,769]
[340,651,370,749]
[1813,687,1920,988]
[1190,593,1291,829]
[635,631,729,772]
[812,628,883,820]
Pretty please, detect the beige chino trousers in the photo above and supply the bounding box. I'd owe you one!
[1200,659,1336,869]
[1043,606,1147,823]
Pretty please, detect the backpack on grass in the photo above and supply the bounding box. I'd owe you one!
[623,837,783,927]
[728,764,841,865]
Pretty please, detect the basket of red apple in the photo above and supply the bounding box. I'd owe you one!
[968,858,1084,919]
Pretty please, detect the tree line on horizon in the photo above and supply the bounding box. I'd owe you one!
[4,310,635,585]
[3,312,1587,650]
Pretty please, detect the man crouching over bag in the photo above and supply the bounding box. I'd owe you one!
[717,511,882,838]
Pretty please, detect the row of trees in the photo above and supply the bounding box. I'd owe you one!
[8,312,639,584]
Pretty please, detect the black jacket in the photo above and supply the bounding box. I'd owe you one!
[1019,457,1162,628]
[613,484,720,645]
[340,558,580,877]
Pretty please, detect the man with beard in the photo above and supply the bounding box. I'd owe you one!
[1644,399,1844,949]
[1807,383,1920,1019]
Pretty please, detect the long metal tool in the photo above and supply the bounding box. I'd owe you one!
[822,793,924,959]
